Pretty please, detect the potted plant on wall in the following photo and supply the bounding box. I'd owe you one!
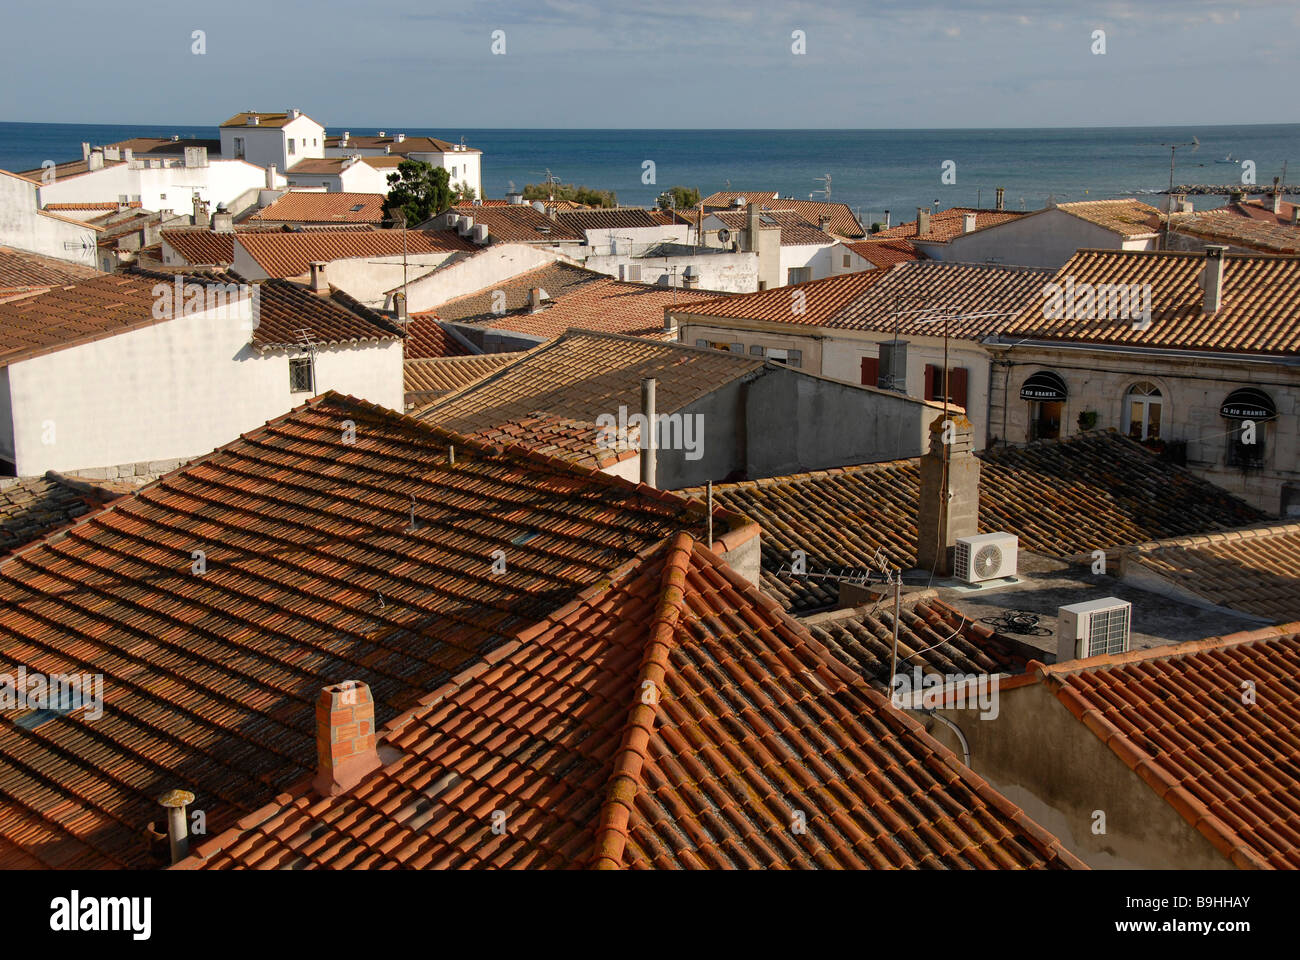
[1077,410,1099,431]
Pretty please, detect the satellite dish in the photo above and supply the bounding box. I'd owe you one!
[717,227,731,244]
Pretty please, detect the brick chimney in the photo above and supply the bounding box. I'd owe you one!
[1202,245,1227,314]
[313,681,382,796]
[916,413,980,577]
[528,286,548,312]
[309,260,328,293]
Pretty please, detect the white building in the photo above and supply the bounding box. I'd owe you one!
[325,132,482,200]
[0,170,100,267]
[283,156,392,194]
[0,272,403,476]
[220,110,326,172]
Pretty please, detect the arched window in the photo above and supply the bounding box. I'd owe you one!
[1126,382,1162,441]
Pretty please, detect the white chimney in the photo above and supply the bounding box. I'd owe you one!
[882,209,890,229]
[211,207,234,233]
[266,163,277,188]
[1202,245,1227,314]
[377,131,386,138]
[287,108,300,119]
[396,133,406,143]
[342,131,350,145]
[247,115,260,126]
[507,192,524,205]
[1273,192,1283,215]
[87,150,104,171]
[81,142,91,161]
[309,260,328,292]
[962,212,977,234]
[1292,207,1299,227]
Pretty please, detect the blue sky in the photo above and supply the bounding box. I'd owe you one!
[1,0,1296,128]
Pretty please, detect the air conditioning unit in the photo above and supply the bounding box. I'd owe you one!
[954,532,1018,583]
[1057,598,1132,661]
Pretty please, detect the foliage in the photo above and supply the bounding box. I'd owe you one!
[521,182,617,208]
[383,159,452,225]
[657,186,701,211]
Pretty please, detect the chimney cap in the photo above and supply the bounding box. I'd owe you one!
[157,788,194,808]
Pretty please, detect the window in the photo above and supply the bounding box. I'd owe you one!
[452,166,458,177]
[924,364,969,408]
[749,345,766,357]
[234,137,245,158]
[289,357,314,393]
[787,266,812,284]
[766,348,801,368]
[843,254,851,268]
[1125,382,1162,441]
[861,355,880,387]
[1222,387,1275,469]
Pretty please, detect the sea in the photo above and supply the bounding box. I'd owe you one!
[2,121,1296,224]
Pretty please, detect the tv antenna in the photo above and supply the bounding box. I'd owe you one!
[812,173,831,201]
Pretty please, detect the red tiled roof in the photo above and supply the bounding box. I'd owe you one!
[1224,197,1300,225]
[846,238,922,269]
[402,314,471,359]
[0,392,747,868]
[221,111,308,128]
[673,270,887,327]
[1168,209,1300,254]
[675,261,1048,340]
[160,228,237,266]
[691,432,1266,613]
[428,262,604,324]
[709,209,836,246]
[1003,249,1300,355]
[468,412,639,472]
[874,208,1027,243]
[1034,622,1300,868]
[0,246,102,294]
[248,281,403,351]
[418,330,764,431]
[45,201,142,212]
[237,229,476,278]
[0,473,128,555]
[249,192,386,225]
[177,532,1083,870]
[553,208,665,232]
[1054,199,1163,238]
[444,205,585,242]
[404,353,526,406]
[325,134,478,154]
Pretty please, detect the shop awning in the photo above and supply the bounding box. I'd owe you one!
[1020,371,1067,402]
[1221,387,1276,420]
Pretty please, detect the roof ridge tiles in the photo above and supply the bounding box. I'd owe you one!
[590,532,695,869]
[1038,621,1300,677]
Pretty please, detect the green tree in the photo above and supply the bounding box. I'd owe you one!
[383,159,452,225]
[452,183,477,205]
[522,182,617,208]
[657,186,701,211]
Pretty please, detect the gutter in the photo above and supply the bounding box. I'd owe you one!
[985,335,1300,367]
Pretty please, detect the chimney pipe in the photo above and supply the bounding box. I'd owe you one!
[394,291,407,323]
[1202,245,1227,314]
[81,142,91,162]
[265,163,277,189]
[1292,207,1299,227]
[882,209,890,230]
[313,681,382,796]
[995,187,1005,212]
[962,212,977,234]
[1273,177,1283,214]
[158,789,195,865]
[309,260,328,293]
[528,286,547,313]
[916,207,930,237]
[916,413,979,577]
[640,377,657,487]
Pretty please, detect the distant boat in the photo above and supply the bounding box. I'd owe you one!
[1216,154,1240,164]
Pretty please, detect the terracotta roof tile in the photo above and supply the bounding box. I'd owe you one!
[0,392,741,868]
[710,209,836,246]
[429,262,604,324]
[237,229,476,278]
[0,473,128,555]
[1224,197,1300,225]
[402,315,472,359]
[675,260,1048,339]
[553,208,666,232]
[874,207,1027,243]
[1003,249,1300,355]
[221,112,304,128]
[468,412,639,471]
[1055,199,1163,237]
[1122,522,1300,623]
[249,192,386,225]
[445,206,585,242]
[403,353,525,406]
[0,247,102,294]
[846,238,922,268]
[1168,209,1300,254]
[690,432,1266,613]
[1036,623,1300,868]
[325,134,478,154]
[177,534,1083,870]
[417,330,764,432]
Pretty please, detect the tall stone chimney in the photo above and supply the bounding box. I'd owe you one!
[995,187,1005,212]
[1272,177,1283,214]
[313,681,382,796]
[266,163,278,188]
[916,413,980,577]
[916,207,931,236]
[882,210,891,230]
[1202,245,1227,314]
[309,261,328,293]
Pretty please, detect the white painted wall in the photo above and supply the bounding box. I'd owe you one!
[581,249,760,293]
[929,208,1158,268]
[779,242,839,283]
[398,243,563,312]
[285,159,390,194]
[579,225,691,254]
[36,158,281,213]
[0,171,98,266]
[220,115,325,171]
[325,145,483,198]
[3,296,402,475]
[320,253,464,305]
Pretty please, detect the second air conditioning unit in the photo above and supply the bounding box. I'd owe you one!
[954,532,1018,583]
[1057,598,1132,661]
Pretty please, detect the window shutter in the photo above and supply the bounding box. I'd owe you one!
[861,356,880,387]
[949,367,969,409]
[924,364,939,401]
[695,339,708,348]
[749,344,765,356]
[787,349,802,368]
[729,342,744,354]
